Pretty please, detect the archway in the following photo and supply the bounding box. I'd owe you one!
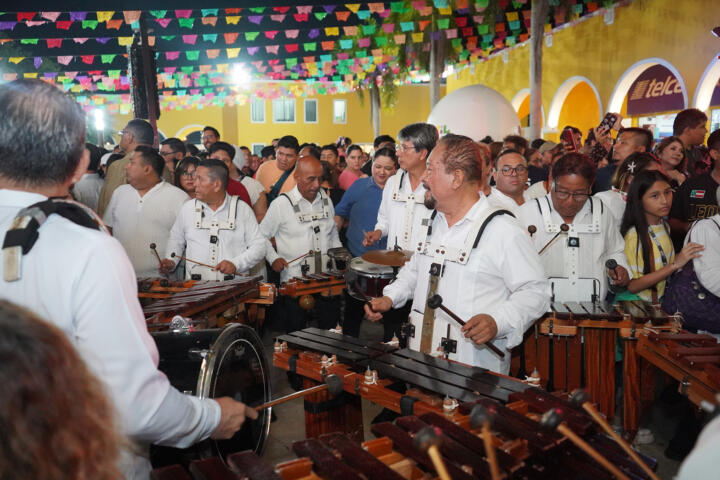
[175,124,205,143]
[693,52,720,113]
[512,89,545,130]
[608,58,688,114]
[547,76,602,137]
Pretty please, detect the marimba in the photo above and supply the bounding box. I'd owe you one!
[278,272,346,298]
[637,330,720,407]
[512,300,675,438]
[139,276,271,331]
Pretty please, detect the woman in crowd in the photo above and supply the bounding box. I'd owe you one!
[620,170,703,302]
[338,144,368,191]
[655,136,687,188]
[320,160,344,207]
[334,147,398,339]
[595,152,661,231]
[0,300,122,480]
[174,156,200,198]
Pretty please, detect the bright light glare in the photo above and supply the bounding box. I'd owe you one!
[231,64,251,86]
[93,109,104,131]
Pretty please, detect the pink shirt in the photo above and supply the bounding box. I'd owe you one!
[338,169,364,191]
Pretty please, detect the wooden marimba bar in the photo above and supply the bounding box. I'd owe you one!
[513,300,676,438]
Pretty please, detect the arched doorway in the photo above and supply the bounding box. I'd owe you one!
[547,76,602,139]
[694,52,720,131]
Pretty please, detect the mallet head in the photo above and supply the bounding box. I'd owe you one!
[469,403,495,430]
[568,389,591,409]
[325,374,343,397]
[149,242,157,250]
[427,294,443,310]
[540,408,563,430]
[413,426,442,452]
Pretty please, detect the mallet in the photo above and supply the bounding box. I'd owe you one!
[254,374,343,412]
[540,408,629,480]
[527,225,537,237]
[286,250,314,266]
[343,269,375,311]
[469,404,502,480]
[150,243,170,280]
[171,252,217,271]
[427,294,505,358]
[569,390,659,480]
[538,223,569,255]
[412,426,451,480]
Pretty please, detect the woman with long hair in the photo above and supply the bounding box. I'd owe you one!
[338,144,368,191]
[620,170,703,302]
[655,135,687,187]
[0,300,123,480]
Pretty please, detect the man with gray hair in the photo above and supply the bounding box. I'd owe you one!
[0,79,257,479]
[97,118,155,216]
[366,134,549,373]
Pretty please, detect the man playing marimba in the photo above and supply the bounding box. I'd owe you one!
[160,159,266,280]
[366,134,550,374]
[261,156,342,332]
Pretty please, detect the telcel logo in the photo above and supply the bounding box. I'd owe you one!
[630,76,683,100]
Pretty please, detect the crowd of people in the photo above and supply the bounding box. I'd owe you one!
[1,78,719,477]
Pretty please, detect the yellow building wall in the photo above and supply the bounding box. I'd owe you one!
[104,84,439,148]
[555,82,602,141]
[448,0,718,139]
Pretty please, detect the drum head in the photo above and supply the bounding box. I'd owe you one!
[198,323,271,458]
[349,257,394,278]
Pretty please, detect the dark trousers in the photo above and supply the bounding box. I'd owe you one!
[343,291,411,342]
[272,295,341,333]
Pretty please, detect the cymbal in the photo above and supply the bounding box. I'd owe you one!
[361,249,412,267]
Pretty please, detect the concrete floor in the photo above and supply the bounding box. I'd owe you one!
[257,317,684,479]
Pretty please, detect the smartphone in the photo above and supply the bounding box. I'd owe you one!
[598,113,621,132]
[560,128,580,152]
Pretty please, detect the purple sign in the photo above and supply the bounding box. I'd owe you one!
[627,64,685,116]
[710,78,720,107]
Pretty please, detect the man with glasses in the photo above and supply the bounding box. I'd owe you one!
[364,123,438,251]
[159,138,187,183]
[516,152,630,302]
[487,149,529,215]
[97,119,155,217]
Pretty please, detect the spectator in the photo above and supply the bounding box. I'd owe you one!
[260,145,276,164]
[174,156,200,198]
[487,149,528,215]
[201,126,221,155]
[620,170,702,302]
[338,145,368,190]
[255,135,299,203]
[502,134,528,155]
[655,135,688,188]
[594,127,652,193]
[674,108,710,177]
[72,143,105,211]
[160,137,187,184]
[208,142,264,220]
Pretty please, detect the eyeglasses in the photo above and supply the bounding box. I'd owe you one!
[498,165,528,176]
[395,143,417,153]
[180,172,196,178]
[554,186,590,201]
[159,150,176,157]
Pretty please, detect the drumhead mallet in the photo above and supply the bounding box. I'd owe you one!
[569,389,659,480]
[412,426,452,480]
[150,243,170,280]
[469,404,502,480]
[538,223,569,255]
[254,374,343,412]
[540,408,630,480]
[427,294,504,358]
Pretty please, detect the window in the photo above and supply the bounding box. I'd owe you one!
[250,97,265,123]
[304,99,318,123]
[333,99,347,124]
[272,98,296,123]
[252,143,265,155]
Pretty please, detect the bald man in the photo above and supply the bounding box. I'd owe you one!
[260,156,342,332]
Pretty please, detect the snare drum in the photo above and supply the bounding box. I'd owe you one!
[347,257,395,301]
[150,324,271,467]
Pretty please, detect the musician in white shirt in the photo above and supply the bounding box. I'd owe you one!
[516,152,631,303]
[367,134,550,374]
[690,210,720,298]
[364,122,438,251]
[261,156,342,332]
[161,159,266,281]
[0,79,256,480]
[486,149,529,215]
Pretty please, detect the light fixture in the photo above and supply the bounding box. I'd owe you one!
[231,63,251,87]
[93,109,104,131]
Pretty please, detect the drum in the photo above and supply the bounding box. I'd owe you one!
[327,247,352,272]
[347,257,394,301]
[150,323,271,467]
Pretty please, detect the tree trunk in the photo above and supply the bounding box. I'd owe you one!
[370,82,381,138]
[529,0,549,140]
[429,34,445,109]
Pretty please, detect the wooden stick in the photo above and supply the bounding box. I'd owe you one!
[171,252,217,270]
[150,243,170,280]
[254,383,329,412]
[481,423,501,480]
[286,250,314,266]
[426,445,452,480]
[538,224,569,255]
[556,423,630,480]
[581,403,659,480]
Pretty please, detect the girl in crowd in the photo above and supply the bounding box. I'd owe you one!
[338,144,368,191]
[0,301,122,480]
[655,136,687,187]
[595,152,661,231]
[174,156,200,198]
[620,170,704,302]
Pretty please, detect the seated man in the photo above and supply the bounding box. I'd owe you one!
[516,152,631,303]
[261,156,342,332]
[161,159,266,281]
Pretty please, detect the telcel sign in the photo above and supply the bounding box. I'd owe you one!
[627,64,685,116]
